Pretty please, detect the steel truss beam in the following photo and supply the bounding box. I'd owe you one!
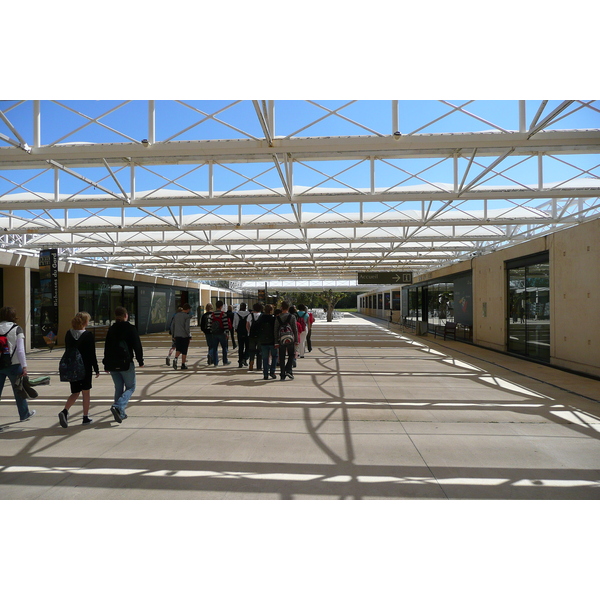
[1,100,599,282]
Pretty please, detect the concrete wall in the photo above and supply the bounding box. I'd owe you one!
[472,237,547,353]
[357,218,600,378]
[550,218,600,377]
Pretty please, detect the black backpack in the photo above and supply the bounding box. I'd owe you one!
[248,313,262,338]
[236,313,249,335]
[59,346,86,382]
[104,334,131,372]
[0,324,17,368]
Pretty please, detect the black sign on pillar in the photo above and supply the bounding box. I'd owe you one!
[39,249,59,350]
[258,289,266,303]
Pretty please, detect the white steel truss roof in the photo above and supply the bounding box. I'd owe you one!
[1,100,599,285]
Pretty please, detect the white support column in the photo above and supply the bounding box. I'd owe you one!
[392,100,399,133]
[54,167,60,202]
[519,100,526,133]
[33,100,41,148]
[238,204,242,225]
[208,161,213,198]
[453,153,459,193]
[538,152,544,190]
[288,154,293,191]
[370,156,375,194]
[268,100,275,134]
[148,100,155,144]
[130,162,136,201]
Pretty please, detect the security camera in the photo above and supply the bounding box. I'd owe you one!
[141,139,149,147]
[393,131,402,140]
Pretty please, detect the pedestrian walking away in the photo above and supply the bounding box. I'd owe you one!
[306,309,315,352]
[170,303,192,370]
[208,300,232,366]
[274,301,299,381]
[58,311,100,427]
[0,306,36,422]
[200,303,214,365]
[247,302,263,372]
[103,306,144,423]
[166,307,183,366]
[227,304,237,350]
[233,302,251,367]
[296,304,310,358]
[257,304,278,380]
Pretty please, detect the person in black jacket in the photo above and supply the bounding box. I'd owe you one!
[258,304,277,380]
[200,303,214,365]
[58,311,99,427]
[103,306,144,423]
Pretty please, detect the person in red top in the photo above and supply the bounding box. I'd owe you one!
[208,300,232,366]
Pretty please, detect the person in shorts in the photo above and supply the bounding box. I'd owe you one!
[58,311,99,427]
[170,303,192,370]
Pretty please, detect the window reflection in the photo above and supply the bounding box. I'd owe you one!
[508,258,550,362]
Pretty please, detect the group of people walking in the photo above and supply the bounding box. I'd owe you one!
[197,300,314,381]
[0,304,143,428]
[0,299,314,429]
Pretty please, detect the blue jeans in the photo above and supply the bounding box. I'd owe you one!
[278,344,295,375]
[0,363,31,420]
[209,333,229,366]
[110,362,136,416]
[261,344,278,377]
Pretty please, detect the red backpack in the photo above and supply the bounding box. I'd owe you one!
[296,314,307,334]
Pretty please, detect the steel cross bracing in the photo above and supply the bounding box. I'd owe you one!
[0,100,599,282]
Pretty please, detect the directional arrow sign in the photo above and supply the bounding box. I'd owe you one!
[357,272,413,285]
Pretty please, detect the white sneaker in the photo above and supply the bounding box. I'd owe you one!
[21,410,36,422]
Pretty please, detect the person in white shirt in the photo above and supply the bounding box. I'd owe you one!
[0,306,36,422]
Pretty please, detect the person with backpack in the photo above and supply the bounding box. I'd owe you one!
[0,306,36,422]
[58,311,99,427]
[246,302,263,372]
[103,306,144,423]
[296,304,310,359]
[274,301,299,381]
[165,307,183,366]
[227,304,237,350]
[233,302,251,368]
[208,300,232,367]
[170,303,192,370]
[258,304,277,380]
[200,302,214,365]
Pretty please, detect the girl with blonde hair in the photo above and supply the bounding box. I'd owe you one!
[58,311,99,427]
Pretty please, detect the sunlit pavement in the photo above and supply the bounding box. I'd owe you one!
[1,313,599,500]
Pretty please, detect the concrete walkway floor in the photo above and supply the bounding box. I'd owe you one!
[1,313,599,500]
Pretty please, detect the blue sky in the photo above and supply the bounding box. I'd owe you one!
[1,100,599,208]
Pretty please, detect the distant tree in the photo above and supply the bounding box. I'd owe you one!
[316,289,349,322]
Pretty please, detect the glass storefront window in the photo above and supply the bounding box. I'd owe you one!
[507,255,550,362]
[428,283,454,326]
